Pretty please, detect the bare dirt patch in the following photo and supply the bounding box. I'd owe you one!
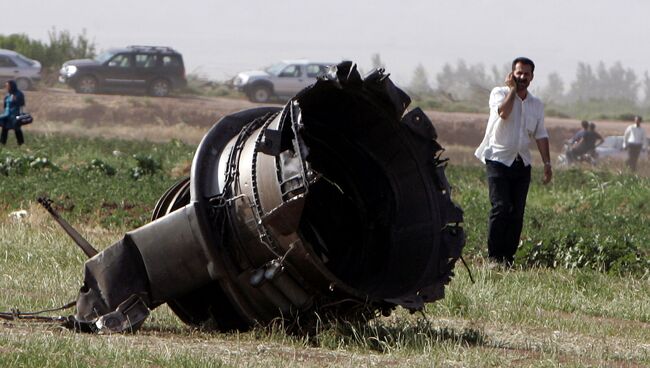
[24,89,640,149]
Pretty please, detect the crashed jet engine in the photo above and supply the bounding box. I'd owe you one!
[62,61,465,333]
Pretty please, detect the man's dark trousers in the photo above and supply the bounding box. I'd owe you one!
[486,158,531,264]
[626,143,642,171]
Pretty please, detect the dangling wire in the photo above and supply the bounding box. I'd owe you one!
[0,300,76,322]
[459,255,475,284]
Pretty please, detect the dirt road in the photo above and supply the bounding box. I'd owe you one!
[23,88,636,150]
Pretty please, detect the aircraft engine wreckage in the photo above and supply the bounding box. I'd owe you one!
[49,62,465,333]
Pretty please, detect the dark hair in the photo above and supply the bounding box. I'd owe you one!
[512,57,535,73]
[635,115,643,122]
[589,122,596,130]
[581,120,589,129]
[5,80,18,93]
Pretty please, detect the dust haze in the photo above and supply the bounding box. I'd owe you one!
[5,0,650,87]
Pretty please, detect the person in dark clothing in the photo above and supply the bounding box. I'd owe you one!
[570,120,590,145]
[568,121,603,162]
[585,122,603,155]
[567,120,589,162]
[0,80,26,145]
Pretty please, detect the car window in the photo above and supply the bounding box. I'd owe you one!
[13,54,36,67]
[0,55,17,67]
[135,54,157,68]
[161,55,182,68]
[306,64,328,78]
[108,54,132,68]
[266,62,288,76]
[96,51,115,64]
[279,65,301,78]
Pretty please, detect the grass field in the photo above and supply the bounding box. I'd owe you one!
[0,134,648,367]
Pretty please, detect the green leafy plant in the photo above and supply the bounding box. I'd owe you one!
[130,154,162,180]
[86,159,116,176]
[0,154,58,175]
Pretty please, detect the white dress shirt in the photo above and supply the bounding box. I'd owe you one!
[623,124,647,149]
[475,86,548,166]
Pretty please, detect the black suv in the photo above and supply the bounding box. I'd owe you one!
[59,46,187,97]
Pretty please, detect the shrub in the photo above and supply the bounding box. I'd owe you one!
[86,159,116,176]
[0,154,57,175]
[130,154,162,179]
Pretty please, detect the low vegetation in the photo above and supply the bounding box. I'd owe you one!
[0,133,648,367]
[0,135,192,228]
[447,165,650,276]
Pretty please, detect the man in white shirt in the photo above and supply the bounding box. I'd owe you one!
[475,57,552,266]
[623,116,647,172]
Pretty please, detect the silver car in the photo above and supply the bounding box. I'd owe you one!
[0,49,41,90]
[596,135,648,161]
[233,60,334,102]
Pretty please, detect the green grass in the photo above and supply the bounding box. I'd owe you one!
[447,165,650,275]
[0,134,193,229]
[0,133,649,367]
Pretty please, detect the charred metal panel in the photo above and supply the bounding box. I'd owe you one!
[68,61,465,333]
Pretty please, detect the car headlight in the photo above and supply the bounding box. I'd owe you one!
[233,74,250,87]
[64,65,77,77]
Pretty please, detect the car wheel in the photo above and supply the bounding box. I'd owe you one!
[16,78,31,91]
[149,79,171,97]
[250,85,272,103]
[75,76,98,94]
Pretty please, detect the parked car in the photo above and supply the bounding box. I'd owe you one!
[595,135,648,161]
[233,60,334,102]
[59,45,187,97]
[0,49,41,90]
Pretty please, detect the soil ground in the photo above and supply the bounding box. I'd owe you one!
[23,88,641,151]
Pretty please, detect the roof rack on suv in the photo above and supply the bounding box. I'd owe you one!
[127,45,177,53]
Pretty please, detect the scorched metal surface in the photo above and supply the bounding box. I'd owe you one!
[67,61,465,333]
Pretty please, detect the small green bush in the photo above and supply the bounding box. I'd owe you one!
[130,154,162,180]
[0,154,58,175]
[86,159,116,176]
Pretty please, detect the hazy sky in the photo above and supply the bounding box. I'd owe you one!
[5,0,650,88]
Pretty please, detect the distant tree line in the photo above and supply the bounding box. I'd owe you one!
[401,57,650,119]
[0,29,95,69]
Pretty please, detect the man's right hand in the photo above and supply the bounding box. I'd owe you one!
[505,72,516,90]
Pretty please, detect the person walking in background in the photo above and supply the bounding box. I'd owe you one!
[0,80,26,145]
[623,115,648,171]
[475,57,552,267]
[623,116,646,172]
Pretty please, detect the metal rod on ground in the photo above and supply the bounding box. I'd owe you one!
[37,197,99,258]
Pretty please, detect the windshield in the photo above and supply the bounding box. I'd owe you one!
[13,54,37,67]
[95,51,116,63]
[265,62,288,76]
